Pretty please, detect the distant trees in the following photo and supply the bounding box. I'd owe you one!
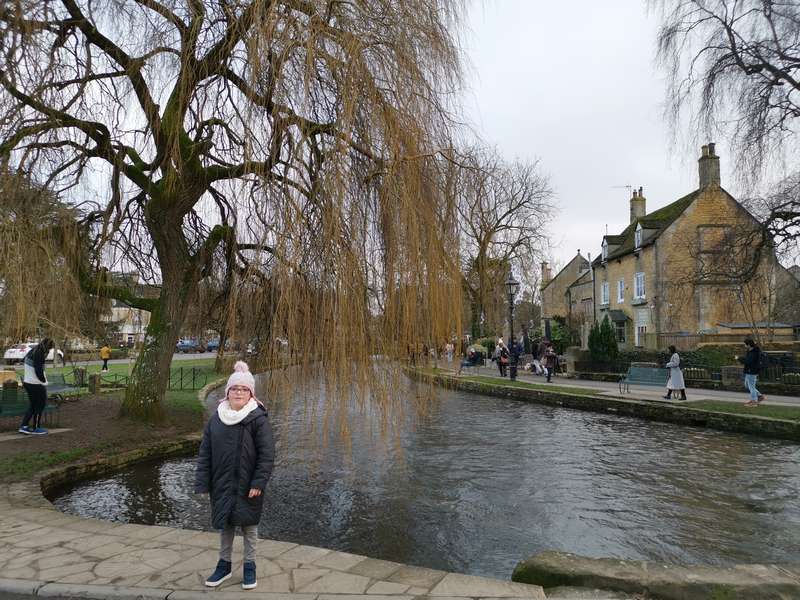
[456,146,554,337]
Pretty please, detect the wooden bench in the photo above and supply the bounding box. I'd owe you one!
[619,366,668,394]
[0,382,61,425]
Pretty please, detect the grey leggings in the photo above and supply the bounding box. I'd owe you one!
[220,524,258,562]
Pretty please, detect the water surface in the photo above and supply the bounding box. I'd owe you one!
[52,377,800,578]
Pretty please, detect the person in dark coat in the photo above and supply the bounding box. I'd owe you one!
[195,361,275,590]
[19,338,54,435]
[736,338,765,406]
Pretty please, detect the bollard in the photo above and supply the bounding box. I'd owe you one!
[88,373,100,394]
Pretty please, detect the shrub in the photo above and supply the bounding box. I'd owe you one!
[476,337,496,358]
[782,372,800,385]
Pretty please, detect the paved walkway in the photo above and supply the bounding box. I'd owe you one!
[446,364,800,407]
[1,480,611,600]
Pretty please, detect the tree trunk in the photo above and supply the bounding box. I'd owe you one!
[120,263,199,422]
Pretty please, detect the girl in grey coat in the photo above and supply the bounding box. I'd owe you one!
[663,345,687,400]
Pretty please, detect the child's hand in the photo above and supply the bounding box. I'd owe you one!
[248,488,262,498]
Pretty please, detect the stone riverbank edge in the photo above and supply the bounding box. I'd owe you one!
[0,376,555,600]
[410,370,800,443]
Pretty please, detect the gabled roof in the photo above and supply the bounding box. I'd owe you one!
[567,269,592,289]
[541,253,589,292]
[594,190,700,265]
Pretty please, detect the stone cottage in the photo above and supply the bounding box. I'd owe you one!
[591,144,797,349]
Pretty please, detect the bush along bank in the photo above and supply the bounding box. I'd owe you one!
[410,370,800,443]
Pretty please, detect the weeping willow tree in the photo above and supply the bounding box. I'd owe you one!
[0,0,466,422]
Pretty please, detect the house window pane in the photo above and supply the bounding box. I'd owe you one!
[634,272,645,299]
[601,282,609,304]
[615,322,626,343]
[635,228,642,248]
[617,279,624,303]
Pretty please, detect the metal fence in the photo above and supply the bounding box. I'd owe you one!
[168,367,208,390]
[575,358,800,385]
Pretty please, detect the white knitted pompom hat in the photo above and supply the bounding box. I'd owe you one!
[225,361,256,400]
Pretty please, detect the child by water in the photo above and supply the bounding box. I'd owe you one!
[195,361,275,590]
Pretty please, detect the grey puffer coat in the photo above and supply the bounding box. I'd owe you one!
[194,404,275,529]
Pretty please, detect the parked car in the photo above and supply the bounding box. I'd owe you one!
[3,342,64,365]
[175,339,204,353]
[206,338,220,352]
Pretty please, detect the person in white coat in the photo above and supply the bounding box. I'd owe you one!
[663,345,687,400]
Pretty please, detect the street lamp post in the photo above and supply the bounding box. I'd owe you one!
[505,272,520,381]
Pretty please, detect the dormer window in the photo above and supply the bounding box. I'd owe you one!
[601,239,608,261]
[634,223,643,249]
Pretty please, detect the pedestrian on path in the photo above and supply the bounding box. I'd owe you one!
[18,338,54,436]
[736,338,766,407]
[99,343,111,371]
[498,341,509,377]
[663,345,687,400]
[195,361,276,590]
[543,343,557,383]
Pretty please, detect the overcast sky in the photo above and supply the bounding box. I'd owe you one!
[462,1,738,275]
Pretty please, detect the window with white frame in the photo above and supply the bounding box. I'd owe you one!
[634,223,642,249]
[634,272,646,299]
[601,239,608,261]
[617,279,624,303]
[601,281,609,305]
[615,321,626,343]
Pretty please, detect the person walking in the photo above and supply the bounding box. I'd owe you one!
[19,338,54,435]
[100,343,112,371]
[736,338,766,406]
[663,345,687,400]
[543,343,557,383]
[445,341,454,364]
[195,361,276,590]
[498,342,509,377]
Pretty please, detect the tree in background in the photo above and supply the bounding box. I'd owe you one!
[1,0,466,421]
[456,146,554,337]
[654,0,799,268]
[588,316,618,364]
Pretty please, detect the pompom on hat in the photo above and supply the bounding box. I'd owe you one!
[224,361,257,401]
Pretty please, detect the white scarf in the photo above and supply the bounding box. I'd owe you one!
[217,398,258,425]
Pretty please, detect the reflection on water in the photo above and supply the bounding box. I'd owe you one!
[52,377,800,578]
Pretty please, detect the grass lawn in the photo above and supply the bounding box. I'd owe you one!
[0,447,93,480]
[685,400,800,422]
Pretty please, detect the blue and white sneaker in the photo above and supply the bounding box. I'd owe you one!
[18,426,33,435]
[205,559,232,587]
[31,427,48,435]
[242,561,257,590]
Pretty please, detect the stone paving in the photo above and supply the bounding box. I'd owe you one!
[0,480,575,600]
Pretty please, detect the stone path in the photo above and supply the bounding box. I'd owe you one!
[450,364,800,407]
[0,430,72,444]
[0,481,596,600]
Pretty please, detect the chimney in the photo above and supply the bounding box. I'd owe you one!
[541,261,551,286]
[630,186,646,223]
[698,143,721,189]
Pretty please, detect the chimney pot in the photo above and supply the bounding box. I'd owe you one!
[698,142,721,188]
[630,184,646,223]
[702,144,709,157]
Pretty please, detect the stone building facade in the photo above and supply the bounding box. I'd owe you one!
[592,144,796,349]
[539,252,593,340]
